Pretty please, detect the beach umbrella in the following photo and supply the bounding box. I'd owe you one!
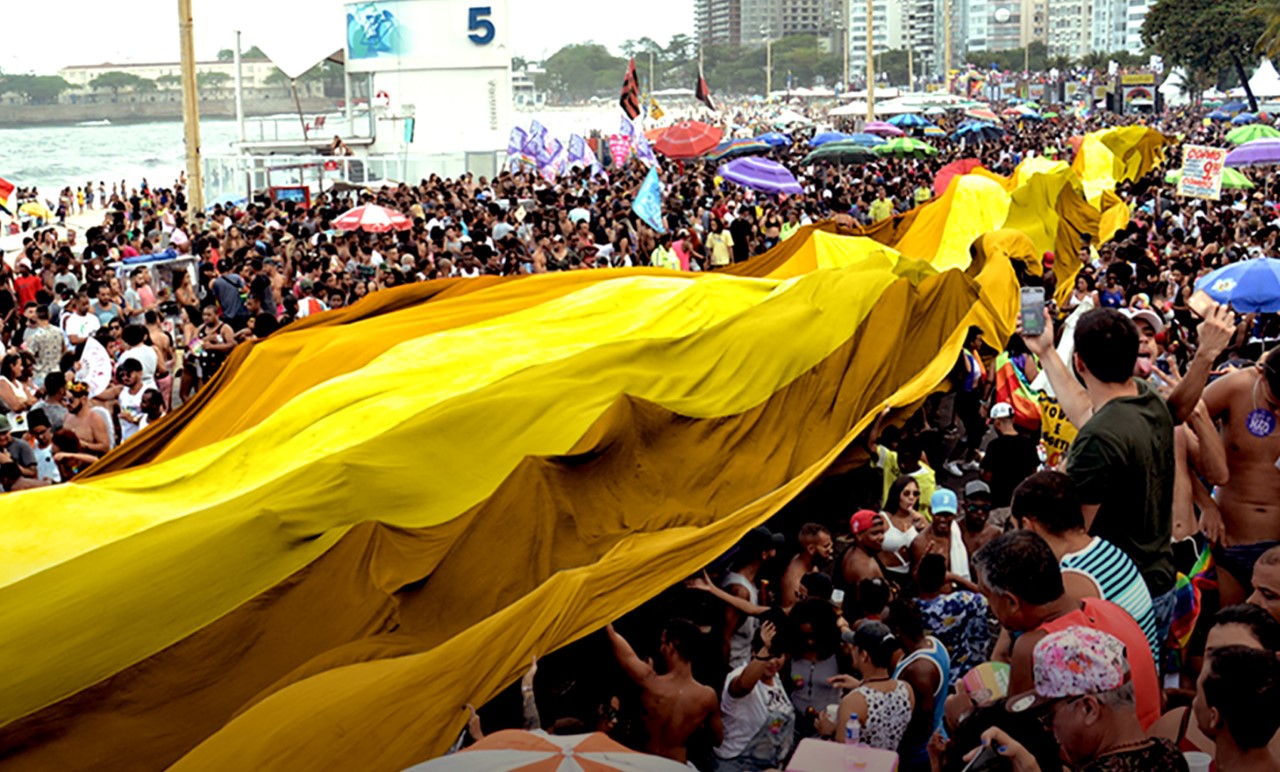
[888,113,932,128]
[1223,100,1249,113]
[800,141,878,165]
[923,126,947,136]
[1226,124,1280,145]
[924,106,949,116]
[953,122,1005,142]
[704,138,772,161]
[1195,258,1280,312]
[934,158,984,196]
[863,121,905,136]
[1207,110,1232,122]
[1042,111,1060,119]
[1225,138,1280,167]
[875,137,939,159]
[809,130,851,147]
[405,730,689,772]
[756,131,792,147]
[654,120,723,159]
[1232,112,1259,125]
[718,156,804,195]
[333,204,412,232]
[844,132,887,146]
[1165,168,1255,190]
[964,107,1000,122]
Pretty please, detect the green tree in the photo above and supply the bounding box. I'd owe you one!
[217,46,269,61]
[877,49,912,86]
[1255,0,1280,56]
[89,70,149,96]
[965,41,1048,73]
[538,43,628,100]
[156,73,182,88]
[217,48,234,61]
[0,74,73,104]
[197,71,232,89]
[1144,0,1265,110]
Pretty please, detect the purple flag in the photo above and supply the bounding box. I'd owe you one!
[567,134,587,166]
[529,120,548,148]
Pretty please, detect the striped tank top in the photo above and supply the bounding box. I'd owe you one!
[1061,536,1159,659]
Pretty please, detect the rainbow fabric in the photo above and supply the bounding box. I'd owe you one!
[1171,547,1218,664]
[0,127,1165,771]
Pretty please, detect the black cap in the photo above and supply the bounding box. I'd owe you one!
[743,525,785,552]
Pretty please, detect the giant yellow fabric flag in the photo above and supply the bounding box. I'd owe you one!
[0,129,1164,771]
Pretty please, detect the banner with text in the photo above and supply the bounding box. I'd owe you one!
[1178,145,1228,200]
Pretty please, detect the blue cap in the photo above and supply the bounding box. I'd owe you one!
[931,488,959,515]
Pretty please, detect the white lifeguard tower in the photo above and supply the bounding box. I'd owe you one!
[202,0,512,206]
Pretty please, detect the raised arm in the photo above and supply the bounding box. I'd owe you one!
[688,571,770,616]
[1167,304,1235,423]
[606,624,655,685]
[1020,308,1094,428]
[728,621,777,698]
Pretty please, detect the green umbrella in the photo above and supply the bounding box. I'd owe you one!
[1226,124,1280,145]
[801,141,878,165]
[873,137,939,159]
[1042,111,1060,118]
[1164,167,1255,189]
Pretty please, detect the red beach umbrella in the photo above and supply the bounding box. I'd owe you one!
[654,120,724,159]
[332,204,412,232]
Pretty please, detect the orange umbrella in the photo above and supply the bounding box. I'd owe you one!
[405,730,688,771]
[964,107,1000,123]
[644,128,665,142]
[653,120,724,159]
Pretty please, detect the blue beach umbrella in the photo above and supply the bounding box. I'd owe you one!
[809,131,850,147]
[1208,110,1232,122]
[1196,258,1280,312]
[756,131,792,147]
[1232,112,1258,125]
[844,132,887,146]
[888,113,933,128]
[953,122,1005,142]
[1222,100,1249,113]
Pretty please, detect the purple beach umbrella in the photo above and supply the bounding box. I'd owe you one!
[1224,138,1280,167]
[718,156,804,196]
[863,121,905,136]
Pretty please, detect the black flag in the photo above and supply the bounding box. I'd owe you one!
[620,58,641,120]
[696,73,716,112]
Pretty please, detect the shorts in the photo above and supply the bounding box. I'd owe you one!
[1212,541,1280,587]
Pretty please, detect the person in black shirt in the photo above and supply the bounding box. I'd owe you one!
[981,401,1040,527]
[729,207,754,263]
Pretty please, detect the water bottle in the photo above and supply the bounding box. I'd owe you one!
[844,713,862,769]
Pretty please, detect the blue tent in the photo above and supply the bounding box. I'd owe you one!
[1232,112,1259,125]
[809,131,850,147]
[756,131,792,147]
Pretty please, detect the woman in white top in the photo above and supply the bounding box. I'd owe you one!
[0,354,38,432]
[877,475,928,578]
[714,619,796,772]
[821,621,915,752]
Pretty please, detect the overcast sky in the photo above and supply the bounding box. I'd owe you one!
[1,0,693,74]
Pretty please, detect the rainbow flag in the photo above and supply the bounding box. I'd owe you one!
[1170,547,1218,666]
[0,176,13,215]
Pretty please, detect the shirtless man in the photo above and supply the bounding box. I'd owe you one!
[781,523,834,611]
[840,509,888,592]
[959,480,1001,558]
[607,621,723,764]
[61,381,111,456]
[1203,347,1280,605]
[910,489,976,588]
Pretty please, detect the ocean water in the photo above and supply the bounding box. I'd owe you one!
[0,105,634,196]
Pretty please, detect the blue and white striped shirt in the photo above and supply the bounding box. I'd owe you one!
[1061,536,1159,659]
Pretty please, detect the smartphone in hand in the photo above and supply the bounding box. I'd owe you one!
[1020,287,1046,337]
[1188,289,1215,318]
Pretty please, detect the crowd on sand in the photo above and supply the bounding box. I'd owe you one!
[3,99,1280,771]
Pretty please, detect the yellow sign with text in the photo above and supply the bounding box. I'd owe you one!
[1039,393,1078,469]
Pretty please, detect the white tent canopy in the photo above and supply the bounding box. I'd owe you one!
[1249,59,1280,99]
[773,108,813,125]
[828,101,870,116]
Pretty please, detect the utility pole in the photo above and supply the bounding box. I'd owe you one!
[762,27,773,100]
[842,0,850,90]
[178,0,205,211]
[866,0,875,121]
[908,47,914,92]
[943,0,952,91]
[233,30,245,143]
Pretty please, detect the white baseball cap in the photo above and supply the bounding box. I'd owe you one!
[1121,307,1165,335]
[990,402,1015,420]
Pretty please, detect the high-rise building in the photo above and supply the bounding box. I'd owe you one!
[849,0,908,77]
[1020,0,1047,48]
[742,0,784,44]
[1125,0,1153,53]
[1047,0,1090,60]
[1091,0,1128,55]
[781,0,831,36]
[967,0,1025,53]
[695,0,743,47]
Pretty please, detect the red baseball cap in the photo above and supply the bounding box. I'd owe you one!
[850,509,881,535]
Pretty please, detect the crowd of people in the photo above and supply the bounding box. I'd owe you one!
[3,94,1280,770]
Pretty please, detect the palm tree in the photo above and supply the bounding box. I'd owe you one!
[1251,0,1280,57]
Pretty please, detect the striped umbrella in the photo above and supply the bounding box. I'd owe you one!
[888,113,933,128]
[718,156,804,195]
[1225,138,1280,167]
[844,132,888,146]
[800,141,878,165]
[704,138,772,161]
[1226,124,1280,144]
[874,137,939,159]
[332,204,412,232]
[406,731,688,771]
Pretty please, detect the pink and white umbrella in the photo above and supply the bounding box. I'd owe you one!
[863,121,905,136]
[405,731,688,771]
[332,204,412,232]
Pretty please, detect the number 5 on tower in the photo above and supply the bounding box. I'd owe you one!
[468,6,495,45]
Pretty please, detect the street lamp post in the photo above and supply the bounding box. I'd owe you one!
[761,26,773,100]
[866,0,875,122]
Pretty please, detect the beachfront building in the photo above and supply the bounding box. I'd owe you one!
[1047,0,1091,60]
[695,0,743,46]
[57,60,325,99]
[966,0,1024,53]
[1021,0,1048,48]
[848,0,908,79]
[697,0,843,47]
[1125,0,1153,53]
